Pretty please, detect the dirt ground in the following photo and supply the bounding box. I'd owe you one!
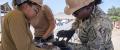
[112,28,120,50]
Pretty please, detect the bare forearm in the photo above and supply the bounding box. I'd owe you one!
[43,24,55,39]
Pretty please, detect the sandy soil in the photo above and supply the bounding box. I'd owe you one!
[112,28,120,50]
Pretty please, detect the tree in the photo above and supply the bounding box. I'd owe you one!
[111,16,120,21]
[107,6,120,27]
[110,16,120,26]
[107,6,120,22]
[107,6,120,17]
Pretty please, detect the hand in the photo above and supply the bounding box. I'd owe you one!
[34,37,47,42]
[57,30,75,37]
[34,37,47,48]
[35,42,48,48]
[57,30,66,37]
[53,38,72,50]
[57,30,75,41]
[53,40,67,47]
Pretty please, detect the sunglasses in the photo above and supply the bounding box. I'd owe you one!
[72,5,93,16]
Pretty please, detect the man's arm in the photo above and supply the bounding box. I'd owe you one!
[9,15,31,50]
[56,19,80,41]
[42,5,56,39]
[87,18,113,50]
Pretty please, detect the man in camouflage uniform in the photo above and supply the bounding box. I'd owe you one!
[57,0,114,50]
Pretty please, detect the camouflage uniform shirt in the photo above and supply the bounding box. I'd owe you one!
[71,6,114,50]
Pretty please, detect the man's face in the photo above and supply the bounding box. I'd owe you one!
[21,3,36,18]
[72,5,93,19]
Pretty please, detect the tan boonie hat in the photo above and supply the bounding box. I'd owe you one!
[64,0,94,15]
[31,0,43,6]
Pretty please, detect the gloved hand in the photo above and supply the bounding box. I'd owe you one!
[53,39,72,50]
[34,37,48,48]
[53,40,67,47]
[57,30,75,41]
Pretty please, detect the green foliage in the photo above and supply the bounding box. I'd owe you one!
[107,6,120,17]
[107,6,120,22]
[110,16,120,22]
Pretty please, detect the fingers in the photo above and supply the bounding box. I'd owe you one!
[57,30,67,37]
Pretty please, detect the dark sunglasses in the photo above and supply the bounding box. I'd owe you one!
[72,6,87,16]
[72,4,93,16]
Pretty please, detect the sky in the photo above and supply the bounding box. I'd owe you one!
[0,0,120,14]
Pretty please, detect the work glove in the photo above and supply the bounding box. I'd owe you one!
[57,30,75,41]
[34,37,48,48]
[53,39,72,50]
[53,40,67,47]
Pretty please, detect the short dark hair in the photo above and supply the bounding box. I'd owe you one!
[94,0,102,5]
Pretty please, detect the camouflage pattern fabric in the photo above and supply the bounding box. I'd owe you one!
[70,6,114,50]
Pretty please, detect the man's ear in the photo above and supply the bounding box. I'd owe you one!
[19,3,28,9]
[24,3,29,8]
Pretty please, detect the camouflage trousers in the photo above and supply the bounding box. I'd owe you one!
[82,41,113,50]
[69,40,114,50]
